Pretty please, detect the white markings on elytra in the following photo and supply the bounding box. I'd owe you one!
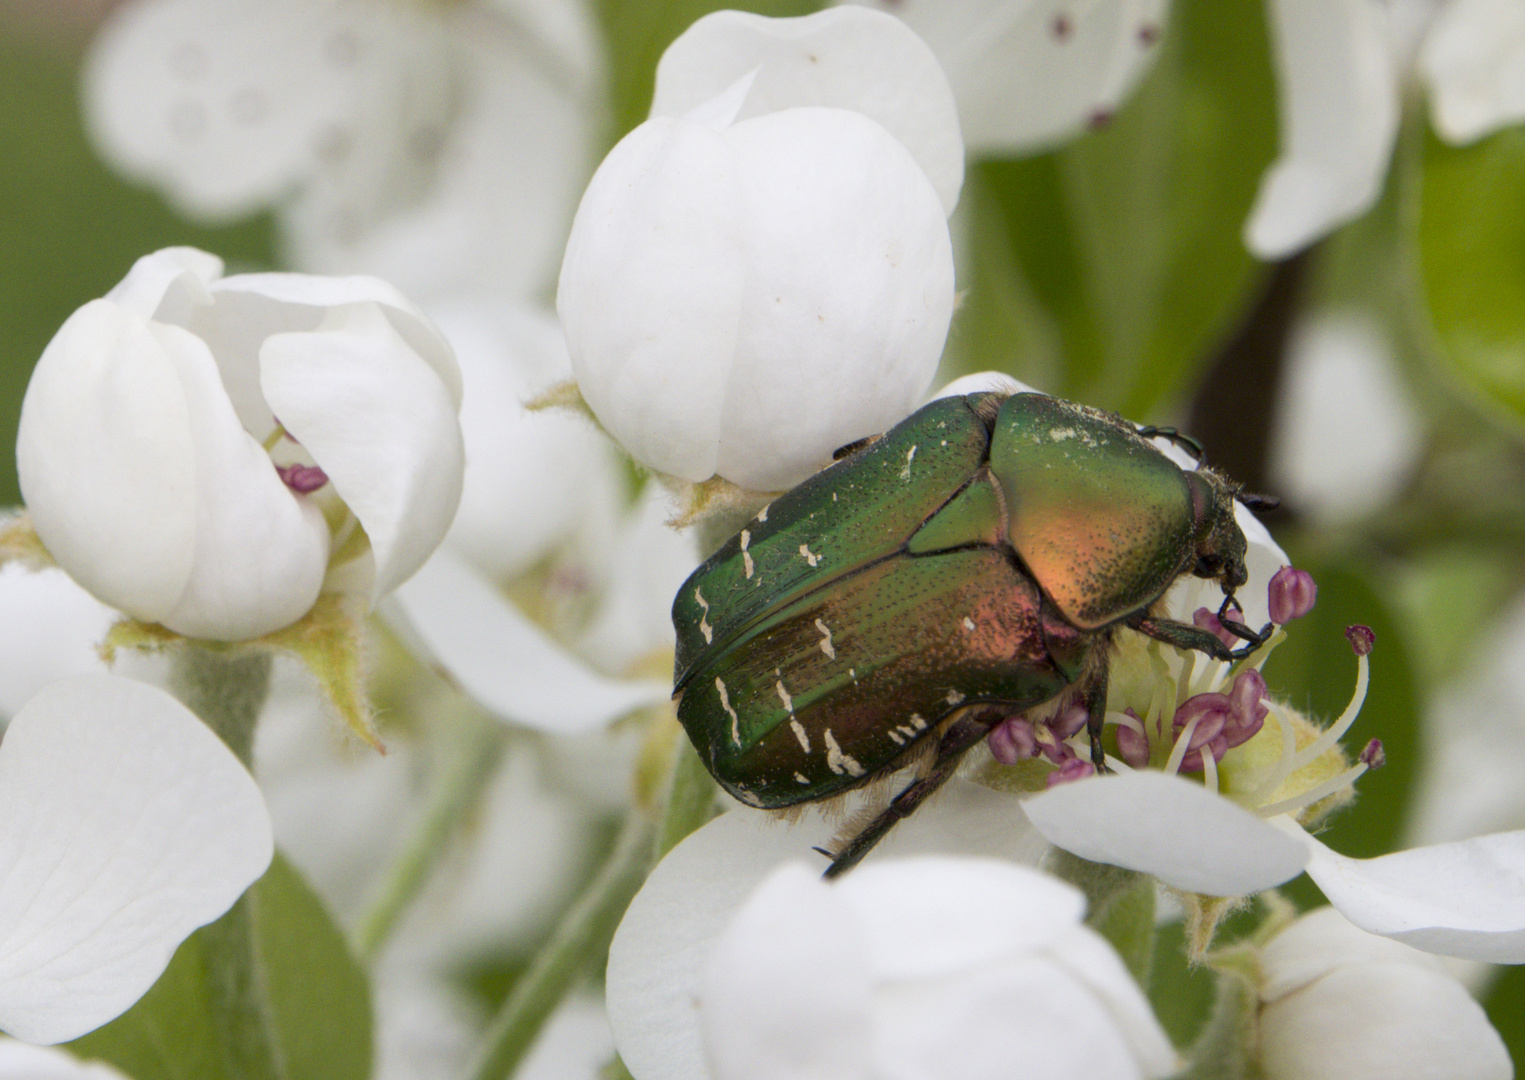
[946,690,966,705]
[800,544,820,567]
[740,529,754,579]
[794,771,811,784]
[756,504,769,522]
[715,677,740,746]
[775,679,794,714]
[962,616,976,632]
[823,729,866,777]
[832,491,838,501]
[695,587,713,644]
[789,718,811,753]
[909,713,928,731]
[887,729,906,746]
[815,618,835,659]
[899,444,918,480]
[849,667,858,683]
[896,723,919,739]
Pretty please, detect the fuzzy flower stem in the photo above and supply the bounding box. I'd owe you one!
[168,644,283,1080]
[463,809,656,1080]
[351,711,504,961]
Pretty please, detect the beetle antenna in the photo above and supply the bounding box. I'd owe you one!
[1136,424,1206,463]
[1237,491,1281,514]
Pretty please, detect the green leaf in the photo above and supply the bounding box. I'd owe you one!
[1416,123,1525,435]
[593,0,823,146]
[952,0,1278,420]
[69,854,372,1080]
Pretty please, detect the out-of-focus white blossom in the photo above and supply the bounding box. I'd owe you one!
[1249,0,1525,257]
[838,0,1168,156]
[1268,309,1423,524]
[17,247,464,641]
[559,7,960,492]
[1256,906,1512,1080]
[0,1040,131,1079]
[84,0,600,304]
[606,780,1049,1080]
[0,674,272,1044]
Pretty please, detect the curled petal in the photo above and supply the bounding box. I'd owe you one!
[261,301,463,603]
[103,246,220,321]
[651,7,964,214]
[1420,0,1525,144]
[1245,0,1400,257]
[1021,772,1309,896]
[1286,822,1525,962]
[387,549,670,733]
[0,675,273,1044]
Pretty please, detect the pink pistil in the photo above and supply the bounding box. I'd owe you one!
[987,718,1038,765]
[1345,625,1376,656]
[278,463,329,493]
[1269,566,1317,624]
[1194,606,1241,649]
[1115,708,1150,768]
[1046,757,1095,787]
[1359,739,1386,769]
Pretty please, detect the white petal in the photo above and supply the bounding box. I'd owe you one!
[81,0,445,220]
[712,108,953,491]
[559,115,743,483]
[1046,925,1180,1077]
[516,994,616,1080]
[0,1040,131,1079]
[836,858,1084,980]
[869,958,1147,1080]
[1268,309,1422,524]
[103,246,221,321]
[261,302,463,603]
[1245,0,1400,258]
[1420,0,1525,144]
[606,781,1042,1080]
[0,567,115,720]
[1292,824,1525,962]
[282,9,597,305]
[699,864,874,1080]
[843,0,1168,156]
[388,549,670,733]
[17,301,198,623]
[1021,773,1309,896]
[0,675,272,1044]
[432,303,623,583]
[150,321,330,639]
[930,371,1043,400]
[1258,906,1449,1002]
[1259,962,1512,1080]
[651,7,964,215]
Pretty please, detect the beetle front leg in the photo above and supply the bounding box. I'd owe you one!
[821,711,1001,879]
[1078,654,1110,772]
[1128,613,1270,662]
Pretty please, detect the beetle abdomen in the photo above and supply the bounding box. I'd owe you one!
[677,547,1069,808]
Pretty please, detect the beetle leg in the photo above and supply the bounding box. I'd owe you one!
[821,711,1001,879]
[1079,655,1111,772]
[1217,595,1274,655]
[1128,613,1237,661]
[1134,424,1206,463]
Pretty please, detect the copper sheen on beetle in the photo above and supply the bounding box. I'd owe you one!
[670,392,1271,877]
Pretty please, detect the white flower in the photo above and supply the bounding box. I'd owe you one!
[606,780,1053,1080]
[0,674,272,1044]
[0,564,114,720]
[84,0,600,304]
[837,0,1168,155]
[0,1040,131,1079]
[16,247,464,641]
[607,784,1172,1080]
[1267,309,1423,524]
[558,7,961,492]
[1248,0,1525,257]
[1256,907,1512,1080]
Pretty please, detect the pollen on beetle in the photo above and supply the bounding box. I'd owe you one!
[962,616,976,632]
[800,544,820,567]
[946,690,965,706]
[815,618,836,659]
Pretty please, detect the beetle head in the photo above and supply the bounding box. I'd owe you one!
[1185,468,1249,600]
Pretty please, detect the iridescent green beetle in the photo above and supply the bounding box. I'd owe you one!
[671,391,1270,876]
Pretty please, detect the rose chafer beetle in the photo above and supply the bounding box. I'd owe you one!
[671,391,1272,877]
